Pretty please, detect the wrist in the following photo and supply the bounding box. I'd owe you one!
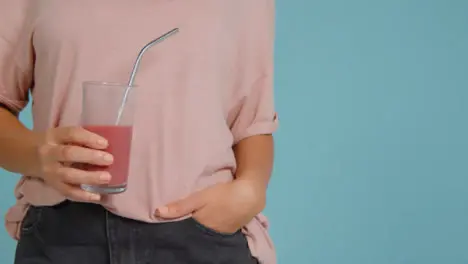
[23,131,46,178]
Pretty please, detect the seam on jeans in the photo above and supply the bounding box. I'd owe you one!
[20,207,39,234]
[189,217,241,238]
[30,208,46,245]
[106,211,114,264]
[21,207,44,240]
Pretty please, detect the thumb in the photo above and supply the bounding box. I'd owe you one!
[155,193,205,219]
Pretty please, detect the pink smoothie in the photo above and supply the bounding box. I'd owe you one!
[83,125,133,187]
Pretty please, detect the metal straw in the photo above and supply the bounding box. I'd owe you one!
[115,28,179,124]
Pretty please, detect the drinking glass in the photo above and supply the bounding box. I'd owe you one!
[80,81,136,194]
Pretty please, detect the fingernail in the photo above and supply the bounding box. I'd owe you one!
[103,154,113,162]
[100,173,111,182]
[156,207,168,215]
[97,139,108,147]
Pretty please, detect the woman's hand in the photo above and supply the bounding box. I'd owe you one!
[155,179,266,234]
[32,127,113,202]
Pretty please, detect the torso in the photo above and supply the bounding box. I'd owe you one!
[4,1,276,263]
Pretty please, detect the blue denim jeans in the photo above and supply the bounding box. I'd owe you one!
[15,201,258,264]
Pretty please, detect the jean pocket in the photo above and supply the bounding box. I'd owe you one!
[188,217,241,238]
[20,206,43,236]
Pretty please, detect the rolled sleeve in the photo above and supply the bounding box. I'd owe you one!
[0,0,34,115]
[230,75,278,144]
[229,0,278,145]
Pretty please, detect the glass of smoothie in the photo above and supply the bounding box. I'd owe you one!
[80,81,136,194]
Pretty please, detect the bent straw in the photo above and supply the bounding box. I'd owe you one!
[115,28,179,124]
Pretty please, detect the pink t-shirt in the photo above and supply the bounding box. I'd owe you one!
[1,1,278,263]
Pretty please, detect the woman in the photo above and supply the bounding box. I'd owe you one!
[0,1,278,263]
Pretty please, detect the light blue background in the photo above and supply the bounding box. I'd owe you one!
[1,0,467,263]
